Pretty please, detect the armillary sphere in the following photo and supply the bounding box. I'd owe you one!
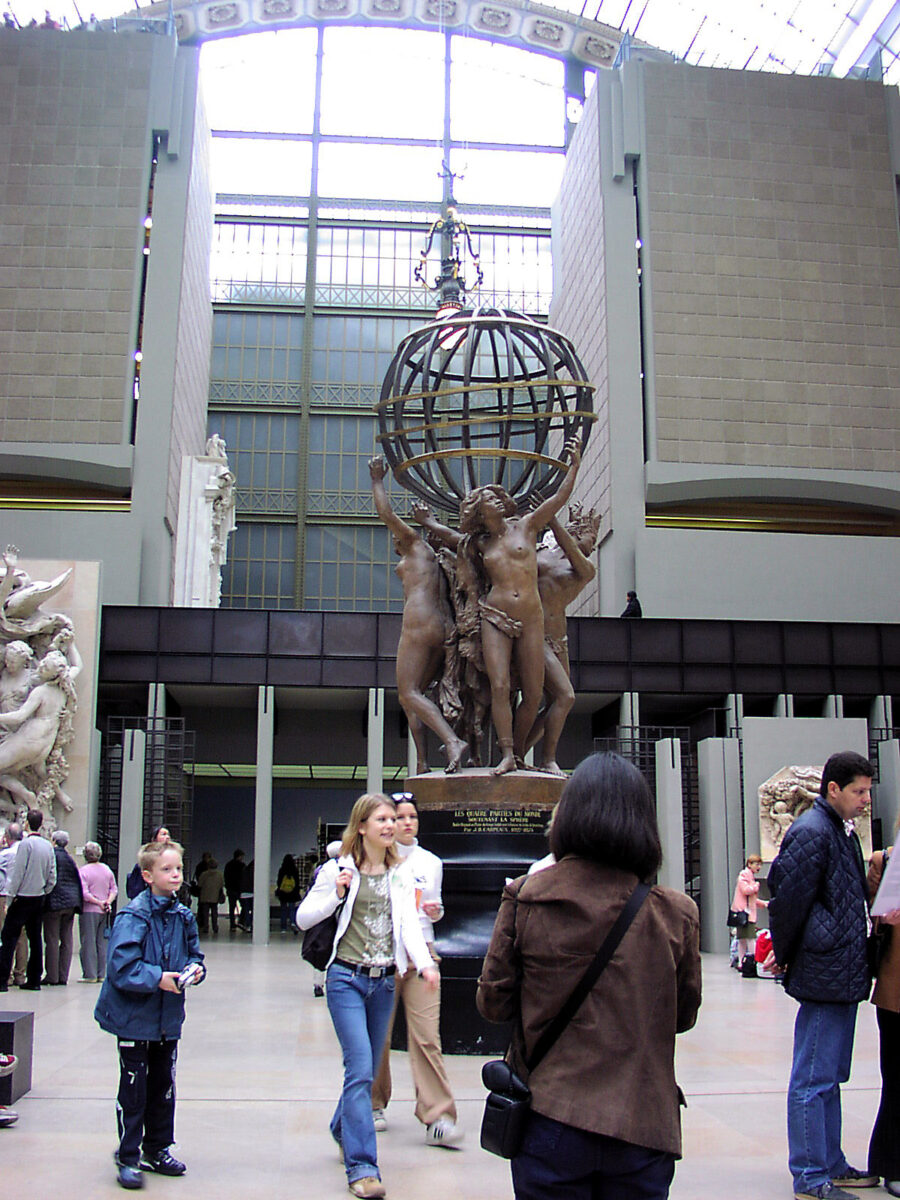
[376,304,596,517]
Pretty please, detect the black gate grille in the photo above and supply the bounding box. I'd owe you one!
[97,716,196,879]
[593,726,699,904]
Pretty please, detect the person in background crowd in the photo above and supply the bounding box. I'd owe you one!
[125,826,171,900]
[730,853,768,978]
[865,822,900,1196]
[477,752,701,1200]
[620,590,643,618]
[79,840,117,983]
[296,793,438,1200]
[238,858,254,932]
[192,851,213,890]
[42,829,81,985]
[371,793,463,1148]
[223,848,245,931]
[0,808,56,992]
[196,857,224,935]
[275,853,300,934]
[0,823,26,986]
[768,750,878,1200]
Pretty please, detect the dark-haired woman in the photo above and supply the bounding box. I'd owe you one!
[477,751,701,1200]
[297,793,438,1200]
[124,826,171,900]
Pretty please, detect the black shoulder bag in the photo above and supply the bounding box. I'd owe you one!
[480,881,651,1159]
[300,865,346,971]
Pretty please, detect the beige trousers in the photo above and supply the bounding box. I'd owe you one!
[0,896,27,983]
[371,946,457,1127]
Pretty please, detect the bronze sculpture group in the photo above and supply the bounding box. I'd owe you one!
[370,441,599,777]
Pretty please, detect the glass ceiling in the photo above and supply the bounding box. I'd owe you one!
[7,0,900,85]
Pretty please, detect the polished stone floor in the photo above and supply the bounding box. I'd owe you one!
[2,935,886,1200]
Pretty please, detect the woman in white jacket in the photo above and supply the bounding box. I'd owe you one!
[297,793,438,1200]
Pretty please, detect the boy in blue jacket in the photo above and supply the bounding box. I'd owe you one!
[94,840,205,1191]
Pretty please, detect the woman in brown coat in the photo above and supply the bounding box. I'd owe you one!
[866,841,900,1195]
[477,751,702,1200]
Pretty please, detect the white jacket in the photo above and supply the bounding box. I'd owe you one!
[296,855,434,975]
[395,840,444,943]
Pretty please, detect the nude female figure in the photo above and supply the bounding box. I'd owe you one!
[0,650,76,809]
[418,439,582,775]
[369,457,467,774]
[0,641,35,715]
[526,506,600,775]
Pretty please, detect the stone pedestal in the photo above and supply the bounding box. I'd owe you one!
[0,1010,33,1104]
[401,769,564,1054]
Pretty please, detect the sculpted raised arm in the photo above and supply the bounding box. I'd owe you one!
[368,456,418,547]
[412,500,462,551]
[547,513,596,585]
[527,437,582,533]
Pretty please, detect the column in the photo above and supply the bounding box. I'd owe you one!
[872,695,893,733]
[118,729,146,901]
[877,740,900,848]
[618,691,639,731]
[254,686,274,947]
[724,693,743,738]
[697,737,743,954]
[147,682,166,721]
[655,738,684,893]
[367,687,385,794]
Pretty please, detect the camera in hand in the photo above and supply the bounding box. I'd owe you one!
[176,963,203,991]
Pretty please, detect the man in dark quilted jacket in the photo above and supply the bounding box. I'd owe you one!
[769,750,877,1200]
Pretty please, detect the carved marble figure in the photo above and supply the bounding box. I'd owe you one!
[758,763,872,861]
[0,649,77,820]
[0,547,81,827]
[0,545,72,643]
[0,641,35,715]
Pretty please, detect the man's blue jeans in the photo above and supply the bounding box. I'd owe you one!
[326,963,395,1184]
[788,999,858,1191]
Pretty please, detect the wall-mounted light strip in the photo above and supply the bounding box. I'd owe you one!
[0,498,132,512]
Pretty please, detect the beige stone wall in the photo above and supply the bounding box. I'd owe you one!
[549,82,606,617]
[0,30,156,446]
[166,90,214,542]
[643,64,900,471]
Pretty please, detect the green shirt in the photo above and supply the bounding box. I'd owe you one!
[336,872,393,966]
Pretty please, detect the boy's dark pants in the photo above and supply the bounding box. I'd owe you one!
[116,1038,178,1164]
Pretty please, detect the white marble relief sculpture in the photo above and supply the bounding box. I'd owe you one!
[0,547,81,828]
[759,763,873,861]
[174,435,238,607]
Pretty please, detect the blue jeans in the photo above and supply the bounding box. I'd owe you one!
[512,1111,676,1200]
[326,963,396,1183]
[787,1000,858,1191]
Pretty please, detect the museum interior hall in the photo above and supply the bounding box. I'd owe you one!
[2,0,900,1190]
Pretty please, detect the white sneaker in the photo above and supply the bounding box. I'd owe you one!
[425,1117,464,1148]
[372,1108,387,1133]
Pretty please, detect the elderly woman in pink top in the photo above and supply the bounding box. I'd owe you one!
[78,841,117,983]
[730,853,768,978]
